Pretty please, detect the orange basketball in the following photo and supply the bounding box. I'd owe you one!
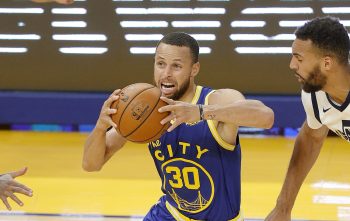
[111,83,170,143]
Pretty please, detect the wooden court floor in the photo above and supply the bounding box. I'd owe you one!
[0,131,349,220]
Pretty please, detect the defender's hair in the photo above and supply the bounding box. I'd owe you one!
[295,16,350,64]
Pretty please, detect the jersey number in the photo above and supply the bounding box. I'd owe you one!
[165,166,200,190]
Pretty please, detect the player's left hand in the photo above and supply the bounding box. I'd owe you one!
[158,97,200,132]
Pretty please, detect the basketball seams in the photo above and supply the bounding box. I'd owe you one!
[124,88,162,138]
[129,99,170,143]
[117,84,155,136]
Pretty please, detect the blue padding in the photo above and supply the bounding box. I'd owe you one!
[247,95,305,128]
[0,91,108,124]
[0,91,305,127]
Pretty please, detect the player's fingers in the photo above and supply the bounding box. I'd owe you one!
[112,89,121,95]
[7,192,23,207]
[11,181,32,194]
[160,114,173,125]
[9,167,27,179]
[160,97,175,105]
[107,94,119,102]
[108,120,117,128]
[1,197,11,210]
[158,104,174,113]
[106,108,117,115]
[11,186,32,197]
[105,95,119,107]
[167,120,181,132]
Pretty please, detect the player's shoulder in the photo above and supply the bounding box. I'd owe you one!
[301,90,327,103]
[301,90,311,102]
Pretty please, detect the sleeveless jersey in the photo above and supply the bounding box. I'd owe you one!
[301,90,350,142]
[148,85,242,220]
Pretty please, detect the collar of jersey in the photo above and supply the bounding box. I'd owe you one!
[326,91,350,112]
[190,85,203,104]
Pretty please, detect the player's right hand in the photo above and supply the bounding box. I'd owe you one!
[0,167,33,211]
[96,89,121,130]
[265,208,291,221]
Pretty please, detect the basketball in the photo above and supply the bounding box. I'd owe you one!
[111,83,170,143]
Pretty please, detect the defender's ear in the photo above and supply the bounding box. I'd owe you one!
[322,56,333,71]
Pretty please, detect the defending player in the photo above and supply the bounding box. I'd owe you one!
[266,16,350,221]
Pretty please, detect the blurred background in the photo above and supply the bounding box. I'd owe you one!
[3,0,349,93]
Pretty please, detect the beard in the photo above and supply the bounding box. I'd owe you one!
[299,65,327,93]
[170,77,190,100]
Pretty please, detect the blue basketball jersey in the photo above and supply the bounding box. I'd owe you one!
[148,86,242,221]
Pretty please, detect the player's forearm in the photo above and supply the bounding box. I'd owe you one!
[202,100,274,129]
[82,127,108,172]
[275,132,323,211]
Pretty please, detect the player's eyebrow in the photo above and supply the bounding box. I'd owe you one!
[292,52,303,58]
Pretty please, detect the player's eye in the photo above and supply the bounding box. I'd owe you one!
[173,64,181,69]
[157,61,165,67]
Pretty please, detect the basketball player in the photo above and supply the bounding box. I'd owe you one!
[83,32,274,220]
[266,16,350,221]
[0,167,33,210]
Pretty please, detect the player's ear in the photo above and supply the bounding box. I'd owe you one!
[191,62,200,77]
[323,56,332,71]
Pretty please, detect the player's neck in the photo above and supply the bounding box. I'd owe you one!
[179,83,197,103]
[323,65,350,104]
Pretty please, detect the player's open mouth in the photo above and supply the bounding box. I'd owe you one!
[161,83,175,94]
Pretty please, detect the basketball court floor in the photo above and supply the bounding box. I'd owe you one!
[0,131,349,221]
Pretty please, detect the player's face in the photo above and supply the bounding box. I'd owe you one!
[289,39,327,93]
[154,43,199,100]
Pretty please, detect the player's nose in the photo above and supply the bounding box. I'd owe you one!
[163,66,172,77]
[289,58,297,71]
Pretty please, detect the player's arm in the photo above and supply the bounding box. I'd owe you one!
[203,89,274,129]
[31,0,74,4]
[265,122,328,221]
[159,89,274,131]
[82,90,127,172]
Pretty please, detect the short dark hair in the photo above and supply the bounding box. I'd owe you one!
[156,32,199,63]
[295,16,350,64]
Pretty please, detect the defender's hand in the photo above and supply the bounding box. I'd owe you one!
[158,97,201,132]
